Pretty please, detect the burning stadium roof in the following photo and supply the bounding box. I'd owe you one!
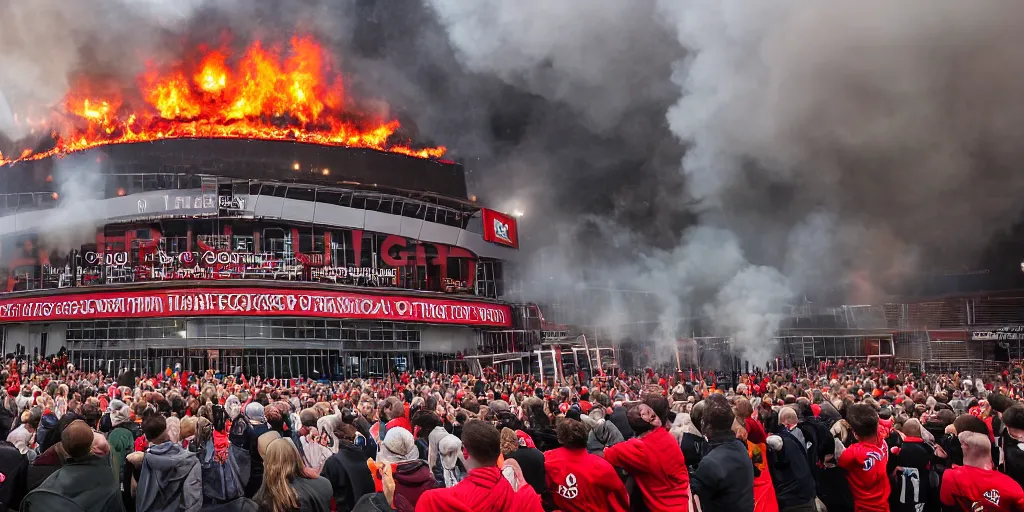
[0,35,446,166]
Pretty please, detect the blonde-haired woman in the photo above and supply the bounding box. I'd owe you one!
[255,438,332,512]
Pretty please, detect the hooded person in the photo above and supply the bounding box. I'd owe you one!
[415,420,543,512]
[605,402,691,512]
[316,412,341,453]
[224,395,242,423]
[241,402,272,498]
[581,407,624,457]
[33,408,60,455]
[321,422,376,511]
[437,435,467,489]
[377,426,435,512]
[544,418,628,512]
[133,414,203,512]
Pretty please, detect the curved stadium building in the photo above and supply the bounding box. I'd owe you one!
[0,139,526,379]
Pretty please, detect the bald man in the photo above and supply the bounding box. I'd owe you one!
[766,407,816,512]
[941,431,1024,511]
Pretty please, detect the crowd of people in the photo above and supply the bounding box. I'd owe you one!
[0,356,1023,511]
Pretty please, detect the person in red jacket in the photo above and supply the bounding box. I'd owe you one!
[838,403,889,512]
[545,418,628,512]
[604,401,690,512]
[942,431,1024,512]
[415,420,542,512]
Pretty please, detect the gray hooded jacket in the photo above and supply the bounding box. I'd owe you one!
[136,441,203,512]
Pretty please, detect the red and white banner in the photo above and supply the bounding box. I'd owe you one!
[0,287,512,327]
[481,208,519,249]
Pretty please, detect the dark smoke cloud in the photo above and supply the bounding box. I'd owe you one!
[5,0,1024,363]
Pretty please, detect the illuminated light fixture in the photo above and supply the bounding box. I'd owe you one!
[292,162,300,171]
[117,188,126,197]
[45,175,53,183]
[51,192,59,200]
[469,194,477,202]
[322,168,330,176]
[512,209,524,218]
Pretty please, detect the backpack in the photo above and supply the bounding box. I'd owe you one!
[19,489,88,512]
[107,427,135,484]
[197,438,249,503]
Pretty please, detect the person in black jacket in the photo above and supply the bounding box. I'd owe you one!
[1000,404,1024,489]
[766,407,816,512]
[608,401,635,441]
[690,393,755,512]
[322,423,375,511]
[889,419,931,512]
[681,401,707,472]
[500,427,552,509]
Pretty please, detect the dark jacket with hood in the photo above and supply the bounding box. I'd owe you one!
[25,444,64,492]
[135,441,202,512]
[391,460,436,512]
[241,422,270,498]
[20,455,125,512]
[689,434,755,512]
[321,441,375,512]
[609,406,635,440]
[768,428,815,510]
[33,414,58,454]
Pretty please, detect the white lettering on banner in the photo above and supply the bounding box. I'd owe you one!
[82,251,131,267]
[0,290,509,326]
[972,325,1024,341]
[310,267,397,280]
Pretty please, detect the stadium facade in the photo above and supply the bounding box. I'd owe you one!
[0,139,532,379]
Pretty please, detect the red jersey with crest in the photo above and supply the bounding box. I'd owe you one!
[838,439,890,512]
[544,446,628,512]
[941,465,1024,512]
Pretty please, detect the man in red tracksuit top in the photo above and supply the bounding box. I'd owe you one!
[605,403,689,512]
[942,431,1024,512]
[838,404,890,512]
[545,418,628,512]
[416,421,542,512]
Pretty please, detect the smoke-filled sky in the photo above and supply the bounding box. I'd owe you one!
[4,0,1024,362]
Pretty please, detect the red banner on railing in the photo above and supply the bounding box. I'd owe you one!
[0,288,512,327]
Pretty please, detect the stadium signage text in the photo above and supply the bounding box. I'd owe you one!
[972,326,1024,341]
[0,288,511,327]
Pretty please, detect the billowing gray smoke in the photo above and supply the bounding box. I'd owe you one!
[4,0,1024,365]
[428,0,1024,364]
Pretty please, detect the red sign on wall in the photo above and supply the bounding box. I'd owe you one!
[481,209,519,249]
[0,287,512,327]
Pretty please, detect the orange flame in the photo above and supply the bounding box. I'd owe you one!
[1,35,446,166]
